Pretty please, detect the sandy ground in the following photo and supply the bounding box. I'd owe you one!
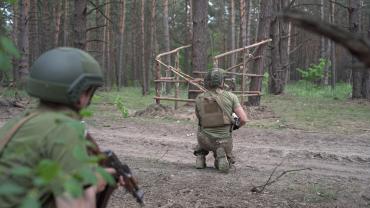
[1,104,370,208]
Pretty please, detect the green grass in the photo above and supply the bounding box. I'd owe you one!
[2,83,369,134]
[262,82,370,133]
[93,87,189,111]
[285,81,352,100]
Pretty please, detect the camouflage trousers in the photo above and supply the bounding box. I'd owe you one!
[194,132,235,163]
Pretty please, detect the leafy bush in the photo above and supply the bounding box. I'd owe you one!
[297,58,330,83]
[114,95,129,118]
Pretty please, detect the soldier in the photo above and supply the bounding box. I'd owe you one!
[194,68,248,173]
[0,48,122,207]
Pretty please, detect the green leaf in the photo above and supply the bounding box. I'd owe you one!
[36,160,61,182]
[96,167,115,185]
[73,146,89,161]
[0,183,25,195]
[78,167,97,185]
[20,192,41,208]
[79,108,93,117]
[0,37,20,58]
[11,166,32,176]
[63,178,83,197]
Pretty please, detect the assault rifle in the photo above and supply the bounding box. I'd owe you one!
[96,150,144,207]
[85,132,144,207]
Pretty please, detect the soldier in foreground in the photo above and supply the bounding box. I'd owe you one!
[194,68,248,173]
[0,48,131,207]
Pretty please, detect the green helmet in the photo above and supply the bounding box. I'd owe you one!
[204,68,225,89]
[26,47,104,105]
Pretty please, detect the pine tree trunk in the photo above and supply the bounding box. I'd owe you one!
[189,0,208,99]
[163,0,171,94]
[29,0,40,63]
[54,1,62,47]
[229,0,236,69]
[349,0,361,98]
[330,0,336,89]
[63,0,69,46]
[140,0,147,95]
[147,0,157,89]
[184,0,192,74]
[72,0,87,49]
[118,0,126,89]
[16,0,30,86]
[248,0,273,105]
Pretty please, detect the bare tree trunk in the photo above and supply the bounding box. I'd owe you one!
[189,0,208,99]
[63,0,69,46]
[72,0,87,49]
[362,13,370,99]
[54,1,62,47]
[140,0,147,95]
[349,0,361,98]
[248,0,273,105]
[118,0,126,89]
[163,0,171,94]
[147,0,157,89]
[16,0,30,86]
[246,0,252,47]
[29,0,40,63]
[330,0,336,90]
[184,0,192,74]
[321,0,329,85]
[229,0,236,68]
[102,0,111,88]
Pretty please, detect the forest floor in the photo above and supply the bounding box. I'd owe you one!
[0,93,370,208]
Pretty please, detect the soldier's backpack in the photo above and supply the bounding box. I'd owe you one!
[198,93,232,128]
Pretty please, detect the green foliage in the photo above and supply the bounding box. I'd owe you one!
[260,82,370,134]
[286,81,351,100]
[0,139,112,208]
[297,58,330,83]
[114,95,129,118]
[0,36,20,71]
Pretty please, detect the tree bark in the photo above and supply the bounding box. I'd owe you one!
[321,0,329,85]
[189,0,208,99]
[118,0,126,89]
[163,0,171,94]
[248,0,273,105]
[330,0,336,90]
[16,0,30,86]
[54,1,62,47]
[184,0,192,74]
[140,0,147,95]
[349,0,361,98]
[72,0,87,49]
[229,0,236,69]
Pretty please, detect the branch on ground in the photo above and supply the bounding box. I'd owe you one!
[251,159,312,193]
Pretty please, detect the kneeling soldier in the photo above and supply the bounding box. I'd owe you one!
[194,68,248,173]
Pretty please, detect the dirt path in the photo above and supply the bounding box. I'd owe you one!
[88,116,370,208]
[1,106,369,208]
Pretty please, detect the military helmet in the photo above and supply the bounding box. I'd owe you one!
[26,47,104,105]
[204,68,225,89]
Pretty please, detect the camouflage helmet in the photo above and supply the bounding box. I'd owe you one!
[204,68,225,89]
[26,47,104,105]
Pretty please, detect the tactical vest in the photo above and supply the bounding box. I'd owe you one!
[198,94,232,128]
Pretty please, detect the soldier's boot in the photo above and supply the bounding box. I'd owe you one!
[196,155,206,169]
[215,148,229,173]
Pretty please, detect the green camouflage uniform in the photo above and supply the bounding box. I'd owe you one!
[0,104,96,208]
[195,88,241,163]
